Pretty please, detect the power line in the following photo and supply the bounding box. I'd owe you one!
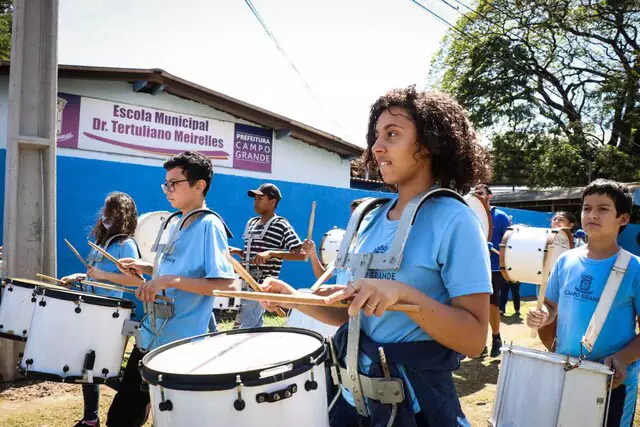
[414,0,640,158]
[242,0,345,136]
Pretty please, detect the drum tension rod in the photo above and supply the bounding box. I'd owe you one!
[157,376,173,412]
[305,356,318,391]
[234,374,246,411]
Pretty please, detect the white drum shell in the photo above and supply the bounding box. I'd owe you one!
[20,292,131,380]
[135,211,172,264]
[145,330,329,427]
[149,364,329,427]
[288,311,338,338]
[319,228,346,266]
[491,346,612,427]
[501,227,572,285]
[0,283,36,340]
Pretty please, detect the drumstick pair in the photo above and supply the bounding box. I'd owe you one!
[36,273,172,303]
[212,290,421,313]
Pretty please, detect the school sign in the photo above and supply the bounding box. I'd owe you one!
[56,93,273,173]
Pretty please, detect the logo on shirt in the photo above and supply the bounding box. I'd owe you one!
[163,256,176,264]
[373,245,389,254]
[564,273,600,303]
[576,274,593,294]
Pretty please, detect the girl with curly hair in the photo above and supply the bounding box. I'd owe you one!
[61,191,143,427]
[261,86,492,426]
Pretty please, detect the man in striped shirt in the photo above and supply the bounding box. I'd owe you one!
[231,183,304,328]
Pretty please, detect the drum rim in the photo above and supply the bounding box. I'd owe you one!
[0,331,28,341]
[16,367,116,383]
[140,326,329,391]
[3,277,54,290]
[33,286,136,309]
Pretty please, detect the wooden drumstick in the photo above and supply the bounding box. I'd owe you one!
[34,273,75,290]
[304,201,316,262]
[212,290,422,313]
[310,262,335,291]
[87,241,145,281]
[491,247,500,256]
[226,254,286,317]
[82,279,173,303]
[64,239,91,270]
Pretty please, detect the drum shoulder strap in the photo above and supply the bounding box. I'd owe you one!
[582,249,633,353]
[180,208,234,239]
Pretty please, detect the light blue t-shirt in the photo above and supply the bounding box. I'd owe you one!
[138,213,235,351]
[87,237,139,300]
[339,195,492,414]
[546,247,640,393]
[489,207,510,271]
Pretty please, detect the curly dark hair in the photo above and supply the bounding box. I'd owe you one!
[91,192,138,246]
[364,86,491,192]
[163,151,214,196]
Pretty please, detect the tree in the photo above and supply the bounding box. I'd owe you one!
[429,0,640,187]
[0,1,11,61]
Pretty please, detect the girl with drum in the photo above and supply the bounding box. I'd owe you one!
[261,86,492,426]
[60,192,143,427]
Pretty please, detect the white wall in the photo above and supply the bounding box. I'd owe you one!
[0,75,352,188]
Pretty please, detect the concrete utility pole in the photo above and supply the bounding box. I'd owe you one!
[0,0,58,381]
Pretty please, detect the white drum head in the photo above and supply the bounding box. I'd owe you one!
[135,211,171,263]
[146,331,322,375]
[319,228,346,266]
[464,194,492,241]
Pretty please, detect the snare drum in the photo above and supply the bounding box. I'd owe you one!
[0,278,63,341]
[19,287,134,383]
[141,327,330,427]
[500,226,573,284]
[319,228,346,267]
[464,193,493,241]
[490,345,612,427]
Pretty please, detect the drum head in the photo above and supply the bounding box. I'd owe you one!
[135,211,172,263]
[545,228,574,273]
[141,327,327,390]
[464,194,493,241]
[319,228,346,266]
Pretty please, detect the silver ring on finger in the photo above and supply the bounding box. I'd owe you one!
[365,302,376,310]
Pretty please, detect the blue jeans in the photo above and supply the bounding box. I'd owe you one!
[235,299,264,328]
[82,384,99,421]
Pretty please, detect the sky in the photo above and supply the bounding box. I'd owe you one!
[58,0,465,147]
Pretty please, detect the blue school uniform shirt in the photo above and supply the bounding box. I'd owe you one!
[338,195,492,414]
[87,237,138,300]
[489,207,510,271]
[138,213,235,351]
[546,248,640,404]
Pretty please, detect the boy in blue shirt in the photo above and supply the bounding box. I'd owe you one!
[106,151,236,427]
[528,179,640,426]
[475,183,511,357]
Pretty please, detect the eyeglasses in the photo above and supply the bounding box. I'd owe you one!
[161,179,188,193]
